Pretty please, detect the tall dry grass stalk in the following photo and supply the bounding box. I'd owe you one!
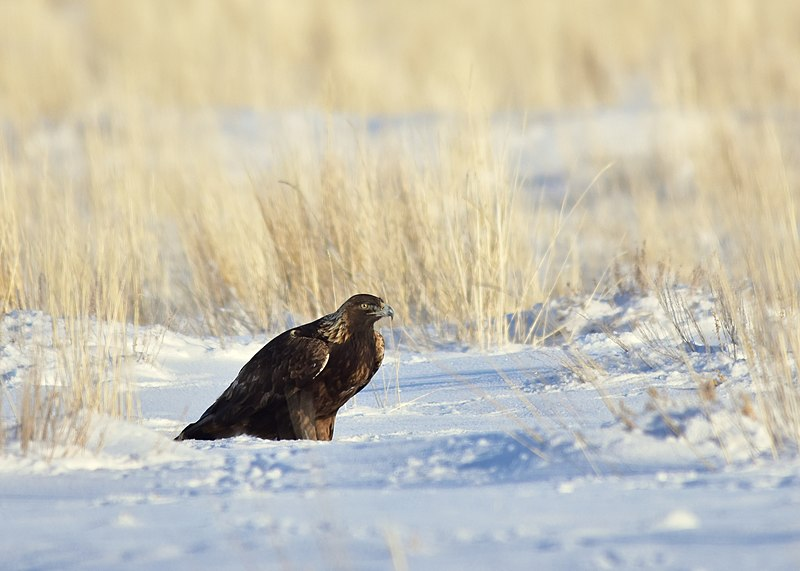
[1,0,799,117]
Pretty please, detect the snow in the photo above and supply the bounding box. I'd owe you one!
[2,292,800,570]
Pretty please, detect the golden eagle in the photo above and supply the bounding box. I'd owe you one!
[175,294,394,441]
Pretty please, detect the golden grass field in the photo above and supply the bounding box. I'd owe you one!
[1,0,799,448]
[3,0,800,115]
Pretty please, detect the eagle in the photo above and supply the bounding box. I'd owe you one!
[175,294,394,441]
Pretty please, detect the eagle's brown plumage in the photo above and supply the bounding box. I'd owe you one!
[175,294,393,441]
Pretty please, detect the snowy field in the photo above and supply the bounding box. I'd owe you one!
[4,4,800,569]
[2,292,799,570]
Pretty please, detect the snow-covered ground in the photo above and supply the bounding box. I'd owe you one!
[2,292,799,570]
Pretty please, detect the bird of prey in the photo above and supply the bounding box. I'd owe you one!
[175,294,394,441]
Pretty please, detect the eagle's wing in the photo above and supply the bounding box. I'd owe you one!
[175,331,329,440]
[226,331,330,405]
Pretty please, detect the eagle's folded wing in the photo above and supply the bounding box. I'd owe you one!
[175,333,329,440]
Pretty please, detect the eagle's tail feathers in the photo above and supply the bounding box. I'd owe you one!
[174,415,238,441]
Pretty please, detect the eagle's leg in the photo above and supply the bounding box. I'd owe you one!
[286,389,318,440]
[315,415,336,441]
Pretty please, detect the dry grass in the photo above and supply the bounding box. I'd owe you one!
[3,1,800,452]
[5,303,137,456]
[1,133,147,452]
[701,130,800,450]
[2,1,800,117]
[581,121,800,452]
[1,116,575,346]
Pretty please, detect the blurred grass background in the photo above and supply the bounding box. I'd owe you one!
[2,0,799,118]
[1,0,799,343]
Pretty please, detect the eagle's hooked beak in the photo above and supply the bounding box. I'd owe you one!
[378,302,395,320]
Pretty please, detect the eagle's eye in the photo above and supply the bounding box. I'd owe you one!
[360,303,370,310]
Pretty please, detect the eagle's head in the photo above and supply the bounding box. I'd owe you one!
[341,294,394,326]
[320,294,394,342]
